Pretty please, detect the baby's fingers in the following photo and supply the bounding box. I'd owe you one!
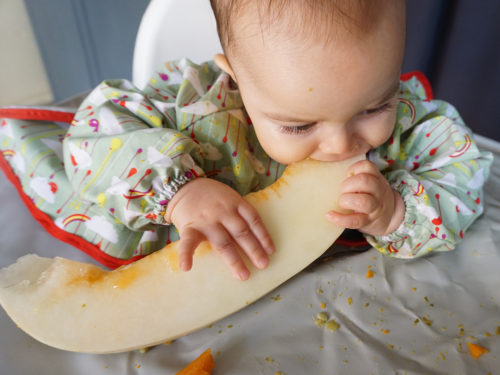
[223,216,269,271]
[238,201,275,255]
[326,210,370,230]
[346,159,381,177]
[338,193,378,214]
[178,226,205,271]
[342,173,381,196]
[206,224,251,281]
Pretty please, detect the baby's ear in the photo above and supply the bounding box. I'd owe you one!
[214,54,237,83]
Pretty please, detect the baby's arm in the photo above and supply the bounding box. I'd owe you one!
[165,178,274,281]
[63,60,274,277]
[360,99,492,258]
[63,79,205,231]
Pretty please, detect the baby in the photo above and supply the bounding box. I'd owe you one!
[2,0,491,280]
[167,0,410,279]
[166,0,492,279]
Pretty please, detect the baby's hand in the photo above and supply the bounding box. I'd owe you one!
[326,160,405,237]
[165,178,275,281]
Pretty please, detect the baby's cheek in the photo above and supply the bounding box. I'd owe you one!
[258,133,313,165]
[372,117,397,148]
[269,142,312,165]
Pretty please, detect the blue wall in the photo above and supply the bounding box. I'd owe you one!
[25,0,148,101]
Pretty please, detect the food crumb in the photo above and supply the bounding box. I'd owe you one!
[467,342,489,359]
[176,349,215,374]
[317,288,324,295]
[459,328,465,336]
[495,326,500,335]
[421,316,432,326]
[313,318,326,328]
[347,297,353,305]
[411,287,417,292]
[265,356,274,363]
[320,302,326,309]
[366,270,375,278]
[326,320,340,332]
[271,294,281,301]
[383,329,390,335]
[317,312,329,322]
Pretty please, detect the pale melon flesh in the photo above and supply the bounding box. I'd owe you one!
[0,156,363,353]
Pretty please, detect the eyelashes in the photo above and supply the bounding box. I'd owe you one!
[359,102,393,116]
[279,123,316,135]
[277,101,396,135]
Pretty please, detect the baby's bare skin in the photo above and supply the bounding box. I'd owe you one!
[166,178,274,281]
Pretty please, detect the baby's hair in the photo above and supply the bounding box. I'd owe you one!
[210,0,384,54]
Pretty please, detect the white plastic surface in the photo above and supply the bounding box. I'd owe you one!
[132,0,223,89]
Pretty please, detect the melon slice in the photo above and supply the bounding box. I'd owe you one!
[0,156,363,353]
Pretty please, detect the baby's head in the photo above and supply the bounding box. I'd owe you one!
[210,0,406,164]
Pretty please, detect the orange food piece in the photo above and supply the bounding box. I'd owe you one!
[176,349,215,375]
[365,270,375,279]
[467,342,489,359]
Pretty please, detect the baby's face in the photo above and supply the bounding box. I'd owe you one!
[218,1,406,165]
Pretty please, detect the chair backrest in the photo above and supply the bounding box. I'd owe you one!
[132,0,223,89]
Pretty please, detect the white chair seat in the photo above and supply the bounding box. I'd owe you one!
[132,0,222,89]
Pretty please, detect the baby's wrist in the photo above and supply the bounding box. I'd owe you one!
[384,190,405,235]
[164,177,204,225]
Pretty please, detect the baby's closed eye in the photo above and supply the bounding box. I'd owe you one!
[279,122,316,135]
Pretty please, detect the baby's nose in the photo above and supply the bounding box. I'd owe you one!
[319,127,355,155]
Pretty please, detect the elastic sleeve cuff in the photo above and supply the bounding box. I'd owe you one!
[149,165,205,225]
[364,175,439,258]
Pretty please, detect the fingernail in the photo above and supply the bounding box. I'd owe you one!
[239,269,250,281]
[180,261,189,271]
[326,212,339,222]
[258,257,269,269]
[265,246,275,255]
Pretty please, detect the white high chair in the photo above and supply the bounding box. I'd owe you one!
[132,0,223,89]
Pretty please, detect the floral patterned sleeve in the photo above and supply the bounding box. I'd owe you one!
[365,73,493,258]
